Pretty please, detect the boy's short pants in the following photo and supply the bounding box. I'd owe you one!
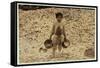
[51,34,64,45]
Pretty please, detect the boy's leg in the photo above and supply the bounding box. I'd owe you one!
[58,35,64,56]
[51,34,58,58]
[58,44,62,57]
[52,44,57,57]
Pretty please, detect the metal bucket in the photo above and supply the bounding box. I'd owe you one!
[44,39,53,49]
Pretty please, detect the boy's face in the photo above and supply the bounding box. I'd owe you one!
[56,15,63,23]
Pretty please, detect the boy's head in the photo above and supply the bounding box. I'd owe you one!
[56,12,63,22]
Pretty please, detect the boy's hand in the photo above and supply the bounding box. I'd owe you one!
[64,37,67,42]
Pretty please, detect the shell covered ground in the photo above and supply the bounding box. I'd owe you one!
[18,7,96,64]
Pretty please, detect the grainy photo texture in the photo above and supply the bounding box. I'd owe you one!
[15,3,97,65]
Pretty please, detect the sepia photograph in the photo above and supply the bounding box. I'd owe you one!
[11,2,98,66]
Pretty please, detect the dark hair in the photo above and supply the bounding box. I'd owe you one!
[56,12,63,18]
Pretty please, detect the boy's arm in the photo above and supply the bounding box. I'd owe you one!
[63,25,67,39]
[49,25,55,39]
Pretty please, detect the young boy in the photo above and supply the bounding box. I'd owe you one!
[49,12,67,57]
